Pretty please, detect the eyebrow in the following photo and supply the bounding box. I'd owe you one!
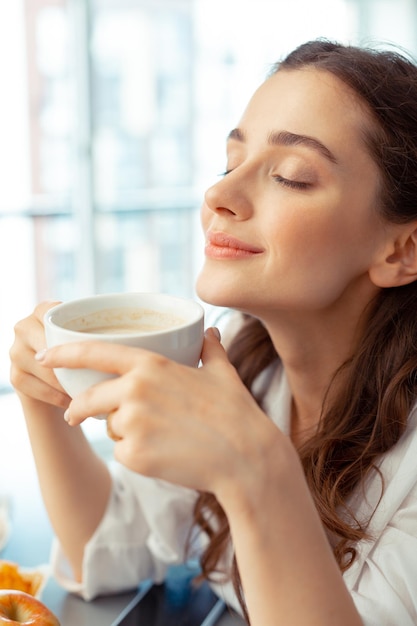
[227,127,338,164]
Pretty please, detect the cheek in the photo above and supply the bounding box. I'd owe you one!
[266,194,368,266]
[264,212,368,301]
[265,212,327,266]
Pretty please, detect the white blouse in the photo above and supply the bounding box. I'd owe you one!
[51,363,417,626]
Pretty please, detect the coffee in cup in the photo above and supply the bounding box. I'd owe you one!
[63,307,187,335]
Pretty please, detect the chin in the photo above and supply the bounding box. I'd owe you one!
[0,590,60,625]
[196,270,241,309]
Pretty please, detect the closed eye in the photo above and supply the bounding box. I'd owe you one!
[219,170,311,190]
[273,175,311,190]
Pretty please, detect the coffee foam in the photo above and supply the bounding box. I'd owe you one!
[64,307,186,335]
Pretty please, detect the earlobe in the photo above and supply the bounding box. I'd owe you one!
[370,226,417,288]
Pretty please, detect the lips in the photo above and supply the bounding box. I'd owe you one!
[205,231,263,259]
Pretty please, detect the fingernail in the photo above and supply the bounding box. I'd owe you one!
[63,409,71,423]
[35,348,47,362]
[205,327,221,341]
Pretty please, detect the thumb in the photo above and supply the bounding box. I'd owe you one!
[200,327,229,365]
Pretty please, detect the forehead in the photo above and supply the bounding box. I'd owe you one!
[237,68,373,157]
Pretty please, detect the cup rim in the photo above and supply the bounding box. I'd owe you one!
[44,292,205,338]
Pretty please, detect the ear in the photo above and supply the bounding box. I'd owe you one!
[369,224,417,288]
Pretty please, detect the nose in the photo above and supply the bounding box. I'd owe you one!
[203,172,253,220]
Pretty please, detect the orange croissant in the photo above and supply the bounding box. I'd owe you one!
[0,561,43,597]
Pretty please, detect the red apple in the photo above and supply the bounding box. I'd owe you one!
[0,590,60,625]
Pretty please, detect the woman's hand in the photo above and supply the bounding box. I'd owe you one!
[10,302,113,579]
[34,328,280,499]
[9,301,71,410]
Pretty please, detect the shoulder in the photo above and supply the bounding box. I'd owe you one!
[345,402,417,588]
[349,402,417,530]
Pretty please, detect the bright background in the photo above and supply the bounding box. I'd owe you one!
[1,0,417,454]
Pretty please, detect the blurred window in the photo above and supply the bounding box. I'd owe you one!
[1,0,417,392]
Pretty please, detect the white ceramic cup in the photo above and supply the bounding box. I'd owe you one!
[44,292,205,403]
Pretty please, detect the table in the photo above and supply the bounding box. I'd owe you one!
[0,393,245,625]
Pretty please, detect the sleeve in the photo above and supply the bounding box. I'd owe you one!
[51,461,199,600]
[343,416,417,626]
[349,485,417,626]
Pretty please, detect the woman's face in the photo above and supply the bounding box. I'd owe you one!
[197,68,391,320]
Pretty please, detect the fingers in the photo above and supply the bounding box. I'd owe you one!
[33,300,62,323]
[200,327,231,367]
[35,326,226,374]
[206,326,221,342]
[11,370,70,409]
[106,410,122,442]
[36,326,232,426]
[10,301,70,406]
[62,343,182,426]
[9,350,71,408]
[36,341,155,376]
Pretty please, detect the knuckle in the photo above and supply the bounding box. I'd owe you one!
[9,366,23,390]
[122,358,168,398]
[12,318,27,339]
[8,342,17,362]
[123,372,148,400]
[151,352,170,367]
[35,300,60,318]
[116,440,155,476]
[140,350,170,371]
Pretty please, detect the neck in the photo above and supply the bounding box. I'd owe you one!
[261,289,377,444]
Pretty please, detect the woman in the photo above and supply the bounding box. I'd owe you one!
[10,40,417,625]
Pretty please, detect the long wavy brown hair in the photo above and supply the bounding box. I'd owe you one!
[191,40,417,622]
